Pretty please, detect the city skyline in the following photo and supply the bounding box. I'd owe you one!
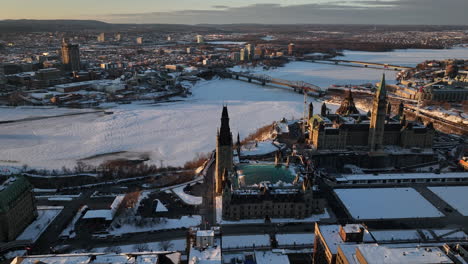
[1,0,468,25]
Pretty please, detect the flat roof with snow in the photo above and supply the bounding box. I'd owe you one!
[356,245,453,264]
[334,188,444,220]
[429,186,468,216]
[336,172,468,182]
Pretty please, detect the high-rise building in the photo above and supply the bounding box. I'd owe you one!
[240,49,248,62]
[231,52,241,62]
[196,35,205,44]
[97,33,105,42]
[245,43,255,61]
[368,74,387,151]
[61,39,80,72]
[215,106,233,194]
[0,176,37,242]
[288,43,295,56]
[136,37,143,45]
[115,33,121,42]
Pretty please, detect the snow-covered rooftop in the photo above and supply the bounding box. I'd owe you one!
[356,244,452,264]
[336,172,468,182]
[428,186,468,216]
[255,250,290,264]
[188,245,221,264]
[334,188,444,220]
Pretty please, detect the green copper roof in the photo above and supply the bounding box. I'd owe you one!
[0,176,32,213]
[236,164,295,187]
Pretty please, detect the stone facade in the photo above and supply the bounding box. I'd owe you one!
[215,106,233,194]
[0,176,37,242]
[308,75,435,151]
[222,179,324,220]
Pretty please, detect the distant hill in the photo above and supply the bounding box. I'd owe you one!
[0,20,466,33]
[0,19,114,32]
[0,20,220,33]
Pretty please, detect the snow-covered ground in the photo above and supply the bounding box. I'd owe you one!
[17,206,63,242]
[222,234,270,249]
[172,185,202,205]
[0,106,95,122]
[334,188,444,220]
[428,186,468,216]
[108,215,201,235]
[60,205,87,239]
[337,48,468,67]
[0,78,333,169]
[231,61,399,88]
[1,48,465,170]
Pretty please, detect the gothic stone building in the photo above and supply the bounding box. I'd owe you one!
[0,176,37,242]
[308,75,435,169]
[215,106,324,220]
[309,75,434,150]
[222,178,324,220]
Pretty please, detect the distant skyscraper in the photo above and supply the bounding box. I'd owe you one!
[167,35,172,41]
[136,37,143,45]
[245,43,255,61]
[240,48,248,61]
[196,35,205,44]
[288,43,295,56]
[231,52,241,62]
[115,33,121,42]
[97,33,105,42]
[61,39,80,72]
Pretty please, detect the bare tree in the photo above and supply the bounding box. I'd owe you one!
[133,243,149,252]
[158,240,174,251]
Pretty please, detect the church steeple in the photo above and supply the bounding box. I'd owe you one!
[216,106,234,194]
[368,74,388,151]
[308,102,314,120]
[321,102,327,116]
[218,106,232,146]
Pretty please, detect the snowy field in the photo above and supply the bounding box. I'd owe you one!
[334,188,444,220]
[0,79,333,169]
[337,48,468,67]
[0,106,95,122]
[17,206,63,242]
[0,48,465,170]
[428,186,468,216]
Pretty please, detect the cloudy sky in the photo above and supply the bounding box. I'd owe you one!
[2,0,467,25]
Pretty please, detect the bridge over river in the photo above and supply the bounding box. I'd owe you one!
[227,70,325,97]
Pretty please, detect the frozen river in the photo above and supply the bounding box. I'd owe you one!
[1,47,467,170]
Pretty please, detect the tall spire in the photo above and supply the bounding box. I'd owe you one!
[368,74,388,151]
[377,74,387,100]
[308,102,314,120]
[218,106,232,146]
[321,102,327,116]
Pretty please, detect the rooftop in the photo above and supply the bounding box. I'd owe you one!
[12,252,180,264]
[236,164,295,187]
